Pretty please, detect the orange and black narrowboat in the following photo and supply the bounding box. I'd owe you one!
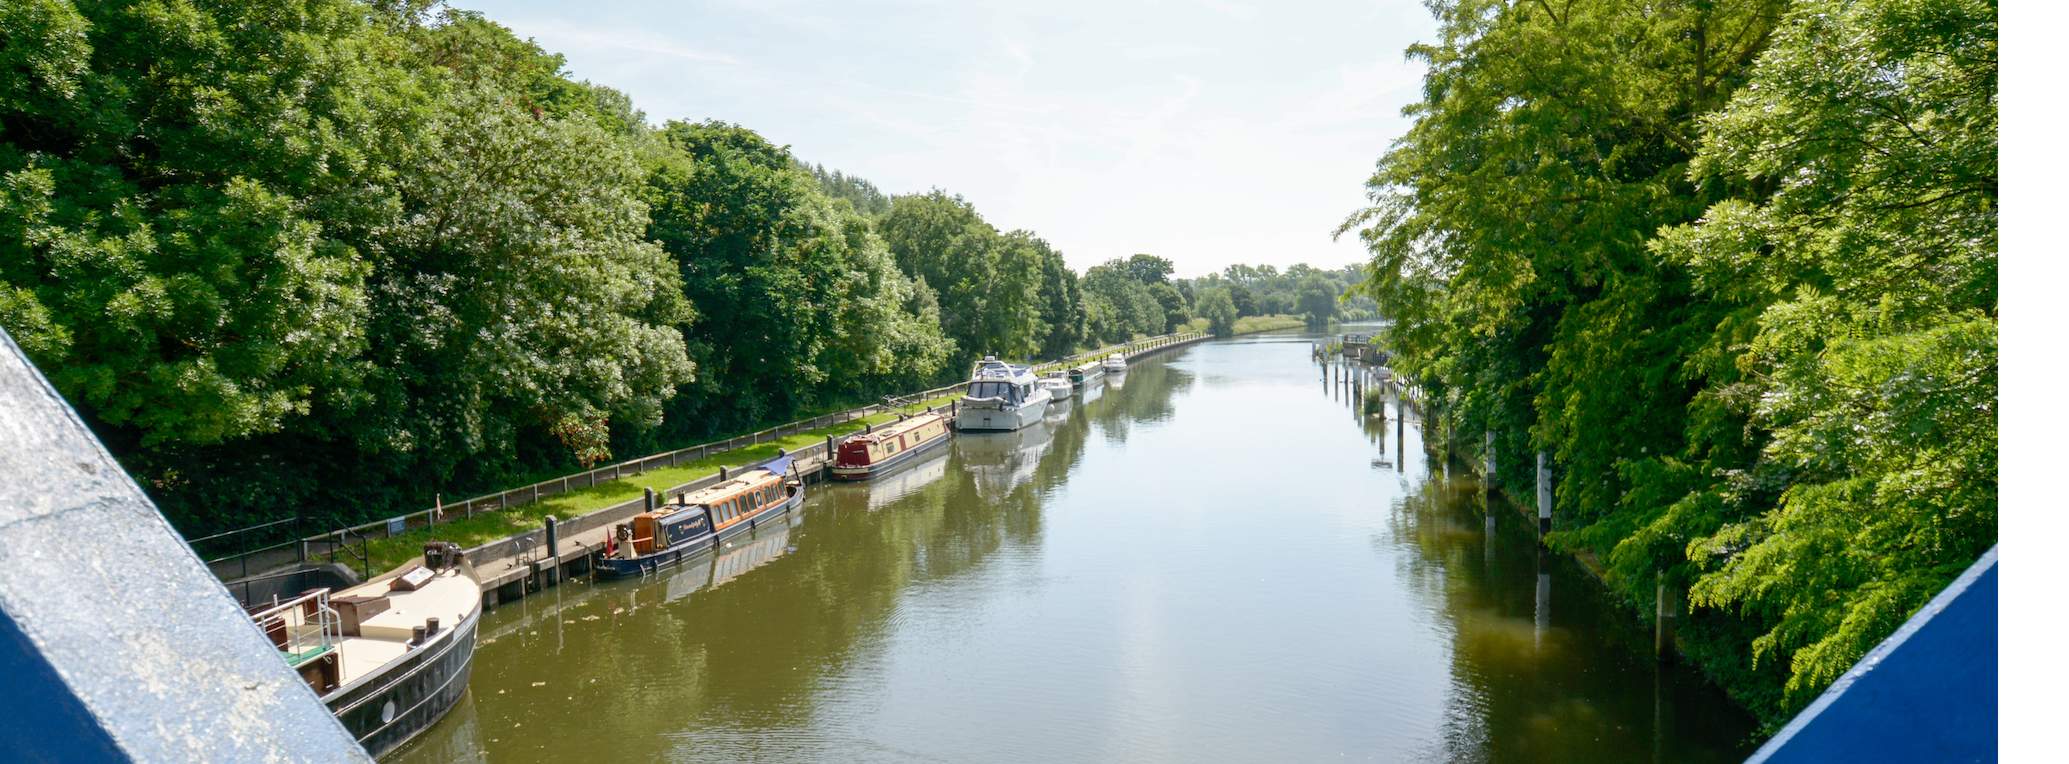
[832,412,951,481]
[598,453,802,579]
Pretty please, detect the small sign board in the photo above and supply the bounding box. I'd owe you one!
[387,516,407,535]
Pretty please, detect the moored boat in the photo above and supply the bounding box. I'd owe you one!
[832,411,951,480]
[1068,360,1103,388]
[954,361,1052,432]
[1102,353,1127,373]
[251,544,481,758]
[597,453,802,579]
[1037,372,1074,401]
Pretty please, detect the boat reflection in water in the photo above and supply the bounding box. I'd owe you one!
[954,417,1054,496]
[825,445,951,512]
[659,510,804,605]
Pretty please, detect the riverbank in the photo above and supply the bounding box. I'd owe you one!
[1183,314,1307,336]
[359,393,960,572]
[1364,352,1781,731]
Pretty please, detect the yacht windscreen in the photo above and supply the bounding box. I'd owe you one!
[969,381,1015,401]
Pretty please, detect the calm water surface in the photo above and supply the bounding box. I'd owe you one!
[394,331,1758,762]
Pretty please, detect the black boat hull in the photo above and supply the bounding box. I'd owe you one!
[325,598,480,759]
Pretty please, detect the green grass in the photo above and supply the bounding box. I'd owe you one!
[1183,314,1306,336]
[1232,315,1306,334]
[360,392,959,573]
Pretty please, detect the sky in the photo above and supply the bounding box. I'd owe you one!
[455,0,1438,278]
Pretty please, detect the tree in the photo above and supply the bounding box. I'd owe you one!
[1295,275,1339,328]
[878,191,1042,364]
[1123,253,1175,284]
[1149,282,1189,333]
[1195,288,1238,337]
[1228,282,1258,317]
[1661,0,1997,709]
[1337,0,1995,726]
[1080,260,1162,343]
[644,121,949,436]
[1014,231,1084,358]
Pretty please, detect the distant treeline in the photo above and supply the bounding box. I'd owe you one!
[0,0,1366,539]
[1341,0,1995,727]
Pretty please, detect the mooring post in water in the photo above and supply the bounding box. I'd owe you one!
[1396,397,1406,473]
[825,435,835,457]
[1485,431,1496,480]
[644,487,655,512]
[1535,546,1551,652]
[1536,451,1553,537]
[1655,572,1673,662]
[719,465,729,481]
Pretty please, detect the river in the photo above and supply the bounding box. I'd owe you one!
[393,330,1757,762]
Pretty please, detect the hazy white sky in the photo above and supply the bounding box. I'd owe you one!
[455,0,1437,277]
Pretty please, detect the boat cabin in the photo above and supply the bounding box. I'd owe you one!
[629,502,712,556]
[964,363,1038,406]
[836,413,949,473]
[682,468,788,534]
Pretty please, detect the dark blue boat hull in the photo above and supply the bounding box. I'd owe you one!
[594,486,803,580]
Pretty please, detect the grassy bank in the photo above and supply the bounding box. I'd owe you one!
[359,393,958,572]
[1184,314,1307,336]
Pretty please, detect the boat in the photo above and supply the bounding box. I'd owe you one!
[250,543,481,758]
[954,360,1052,432]
[832,411,951,480]
[597,453,802,579]
[1068,360,1103,388]
[1102,353,1127,373]
[1037,372,1074,401]
[971,355,1013,378]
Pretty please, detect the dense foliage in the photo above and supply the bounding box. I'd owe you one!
[1341,0,1995,726]
[1177,263,1378,330]
[0,0,1105,536]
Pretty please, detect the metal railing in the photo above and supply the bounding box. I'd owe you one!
[248,589,339,668]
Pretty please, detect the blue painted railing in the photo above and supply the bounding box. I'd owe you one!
[1748,546,1997,763]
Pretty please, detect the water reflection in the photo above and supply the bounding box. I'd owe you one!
[393,335,1755,763]
[1382,476,1754,762]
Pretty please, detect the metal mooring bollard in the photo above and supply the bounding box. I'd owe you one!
[545,516,559,561]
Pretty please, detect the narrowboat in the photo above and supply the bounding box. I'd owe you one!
[1068,360,1103,388]
[250,543,481,758]
[1102,353,1128,373]
[832,411,951,480]
[597,453,802,579]
[954,361,1053,432]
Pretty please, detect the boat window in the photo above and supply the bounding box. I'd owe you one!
[969,381,1011,399]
